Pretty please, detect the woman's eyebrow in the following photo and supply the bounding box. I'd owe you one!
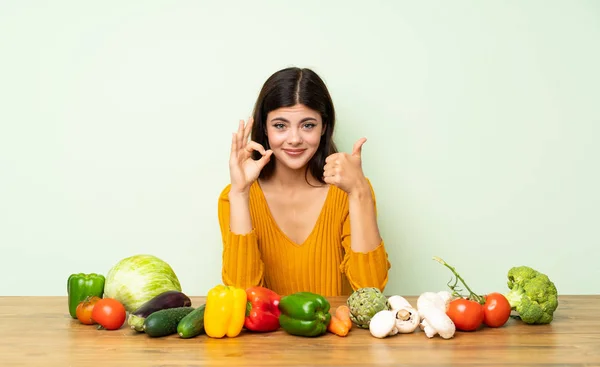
[270,117,317,123]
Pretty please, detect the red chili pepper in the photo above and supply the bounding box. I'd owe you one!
[244,286,281,332]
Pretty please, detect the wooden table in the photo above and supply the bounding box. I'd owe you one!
[1,295,599,366]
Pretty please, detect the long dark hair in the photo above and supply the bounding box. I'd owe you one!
[250,67,337,185]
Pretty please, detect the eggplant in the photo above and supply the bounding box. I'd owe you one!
[127,290,192,332]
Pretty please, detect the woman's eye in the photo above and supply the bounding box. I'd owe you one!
[303,123,316,129]
[273,123,285,129]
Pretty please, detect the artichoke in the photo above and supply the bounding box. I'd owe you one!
[346,287,390,328]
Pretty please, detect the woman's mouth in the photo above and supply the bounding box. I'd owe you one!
[283,149,306,156]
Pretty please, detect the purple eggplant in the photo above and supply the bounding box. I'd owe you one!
[127,290,192,332]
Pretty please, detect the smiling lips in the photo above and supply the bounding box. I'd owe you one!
[283,149,306,156]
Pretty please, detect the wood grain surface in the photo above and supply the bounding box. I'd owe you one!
[1,295,599,366]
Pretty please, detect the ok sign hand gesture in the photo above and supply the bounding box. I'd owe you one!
[229,118,273,194]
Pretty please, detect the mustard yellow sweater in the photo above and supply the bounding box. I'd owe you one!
[217,180,391,296]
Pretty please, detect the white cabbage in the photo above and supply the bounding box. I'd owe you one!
[104,254,182,312]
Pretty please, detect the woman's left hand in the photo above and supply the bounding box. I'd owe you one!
[323,137,369,194]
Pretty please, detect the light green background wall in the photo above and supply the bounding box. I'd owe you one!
[1,1,598,296]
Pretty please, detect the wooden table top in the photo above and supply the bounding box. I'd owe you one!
[1,295,599,366]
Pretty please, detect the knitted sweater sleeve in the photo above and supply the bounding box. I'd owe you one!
[217,185,265,289]
[339,180,391,292]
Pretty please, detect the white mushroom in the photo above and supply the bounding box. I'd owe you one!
[395,306,420,333]
[386,295,421,334]
[369,310,399,338]
[419,307,456,339]
[387,295,412,311]
[417,292,446,319]
[416,292,456,339]
[436,291,453,311]
[419,318,436,338]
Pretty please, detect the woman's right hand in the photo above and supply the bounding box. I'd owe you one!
[229,117,273,194]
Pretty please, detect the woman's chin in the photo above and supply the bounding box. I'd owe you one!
[275,157,311,171]
[284,162,309,171]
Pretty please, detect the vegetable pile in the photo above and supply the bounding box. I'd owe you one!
[67,254,560,341]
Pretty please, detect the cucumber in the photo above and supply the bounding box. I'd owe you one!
[128,291,192,332]
[143,307,194,337]
[177,304,206,339]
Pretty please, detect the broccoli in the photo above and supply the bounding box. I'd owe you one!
[505,265,559,325]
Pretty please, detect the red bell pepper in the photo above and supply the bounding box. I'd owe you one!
[244,286,281,332]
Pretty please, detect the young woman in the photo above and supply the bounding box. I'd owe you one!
[218,67,390,296]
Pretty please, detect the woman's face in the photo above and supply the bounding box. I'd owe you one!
[265,104,324,171]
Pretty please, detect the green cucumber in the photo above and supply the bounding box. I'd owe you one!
[177,304,206,338]
[143,306,194,337]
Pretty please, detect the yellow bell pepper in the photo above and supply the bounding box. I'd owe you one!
[204,284,247,338]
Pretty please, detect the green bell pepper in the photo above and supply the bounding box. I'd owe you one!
[67,273,105,318]
[278,292,331,337]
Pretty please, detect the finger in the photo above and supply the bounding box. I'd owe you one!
[255,150,273,169]
[245,140,266,156]
[352,137,367,157]
[323,166,340,178]
[236,120,245,151]
[244,117,253,143]
[324,158,341,171]
[325,153,338,164]
[230,133,237,159]
[323,174,338,186]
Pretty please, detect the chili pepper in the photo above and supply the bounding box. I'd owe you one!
[278,292,332,337]
[204,284,247,338]
[67,273,105,319]
[244,286,281,332]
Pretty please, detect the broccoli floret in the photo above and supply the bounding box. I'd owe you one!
[505,266,559,325]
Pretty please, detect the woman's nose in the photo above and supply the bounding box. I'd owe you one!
[287,128,302,144]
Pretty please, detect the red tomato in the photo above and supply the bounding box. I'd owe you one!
[447,298,484,331]
[92,298,126,330]
[76,296,100,325]
[483,292,511,328]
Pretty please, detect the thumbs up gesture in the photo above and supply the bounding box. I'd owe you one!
[323,137,369,194]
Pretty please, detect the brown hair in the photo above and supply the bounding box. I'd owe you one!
[250,67,338,184]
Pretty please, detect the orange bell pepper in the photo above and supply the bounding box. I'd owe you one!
[204,284,247,338]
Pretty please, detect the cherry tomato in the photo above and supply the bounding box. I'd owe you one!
[76,296,100,325]
[447,298,484,331]
[91,298,126,330]
[483,292,511,328]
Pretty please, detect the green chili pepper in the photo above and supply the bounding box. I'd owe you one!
[278,292,331,337]
[67,273,105,318]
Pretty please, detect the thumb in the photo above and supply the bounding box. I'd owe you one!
[352,137,367,157]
